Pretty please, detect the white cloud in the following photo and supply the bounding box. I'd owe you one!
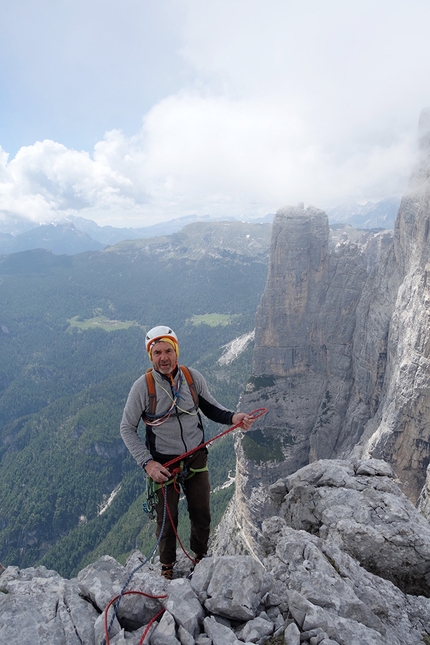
[0,0,429,227]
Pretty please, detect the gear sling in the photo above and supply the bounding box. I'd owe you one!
[142,366,209,515]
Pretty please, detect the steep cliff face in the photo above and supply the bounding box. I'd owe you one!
[353,109,430,501]
[232,208,394,540]
[228,110,430,551]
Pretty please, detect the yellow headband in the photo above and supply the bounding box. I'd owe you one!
[148,336,180,360]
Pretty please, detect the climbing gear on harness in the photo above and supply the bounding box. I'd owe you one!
[143,457,209,518]
[153,459,208,492]
[145,325,179,359]
[142,476,158,519]
[143,365,202,431]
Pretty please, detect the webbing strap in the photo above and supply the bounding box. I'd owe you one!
[151,463,209,492]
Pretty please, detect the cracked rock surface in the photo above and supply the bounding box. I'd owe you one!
[2,459,430,645]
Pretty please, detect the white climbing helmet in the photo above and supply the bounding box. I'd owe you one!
[145,325,179,358]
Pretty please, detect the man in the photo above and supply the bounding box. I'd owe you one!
[120,325,254,579]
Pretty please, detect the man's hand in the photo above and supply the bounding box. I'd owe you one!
[145,460,171,483]
[232,412,255,431]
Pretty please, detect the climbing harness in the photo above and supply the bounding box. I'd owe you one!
[143,458,201,512]
[142,407,266,514]
[103,407,268,645]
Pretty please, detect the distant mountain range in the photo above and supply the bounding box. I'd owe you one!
[326,196,401,229]
[0,198,400,256]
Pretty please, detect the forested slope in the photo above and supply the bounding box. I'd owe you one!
[0,221,270,576]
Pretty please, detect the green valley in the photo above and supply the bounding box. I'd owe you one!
[0,221,270,576]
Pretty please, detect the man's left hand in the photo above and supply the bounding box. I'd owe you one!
[232,412,255,431]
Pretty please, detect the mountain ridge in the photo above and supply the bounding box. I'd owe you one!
[0,198,399,255]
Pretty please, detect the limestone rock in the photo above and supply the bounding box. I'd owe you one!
[203,615,241,645]
[235,615,274,642]
[276,459,430,596]
[151,610,181,645]
[3,459,430,645]
[284,621,301,645]
[162,578,204,638]
[77,554,126,610]
[261,515,430,644]
[228,204,397,559]
[195,555,272,621]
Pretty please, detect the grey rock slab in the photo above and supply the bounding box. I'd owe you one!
[162,578,205,638]
[77,555,127,611]
[112,624,156,645]
[189,555,216,603]
[263,515,430,645]
[94,607,121,645]
[115,574,166,629]
[355,459,395,477]
[268,479,288,504]
[309,632,328,645]
[178,624,196,645]
[0,567,98,645]
[280,459,430,596]
[235,615,274,642]
[63,579,99,645]
[195,636,211,645]
[299,628,326,642]
[284,621,301,645]
[151,610,181,645]
[0,593,78,645]
[203,556,272,621]
[203,615,241,645]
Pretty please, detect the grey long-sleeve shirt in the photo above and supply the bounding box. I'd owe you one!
[120,366,234,467]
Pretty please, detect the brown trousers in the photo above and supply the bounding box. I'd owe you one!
[155,449,211,565]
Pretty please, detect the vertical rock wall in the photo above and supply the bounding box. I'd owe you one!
[228,207,390,549]
[222,110,430,555]
[355,109,430,502]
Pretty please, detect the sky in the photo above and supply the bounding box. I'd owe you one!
[0,0,430,228]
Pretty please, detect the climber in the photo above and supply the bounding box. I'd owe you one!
[120,325,255,579]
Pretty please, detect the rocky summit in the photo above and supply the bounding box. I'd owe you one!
[2,458,430,645]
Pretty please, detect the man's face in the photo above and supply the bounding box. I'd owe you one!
[151,341,178,375]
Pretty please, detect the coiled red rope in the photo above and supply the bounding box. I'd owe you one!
[103,590,167,645]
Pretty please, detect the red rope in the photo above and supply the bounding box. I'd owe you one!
[162,484,196,564]
[163,407,268,470]
[161,407,268,564]
[103,590,167,645]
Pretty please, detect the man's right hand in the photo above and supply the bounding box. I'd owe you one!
[145,460,171,484]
